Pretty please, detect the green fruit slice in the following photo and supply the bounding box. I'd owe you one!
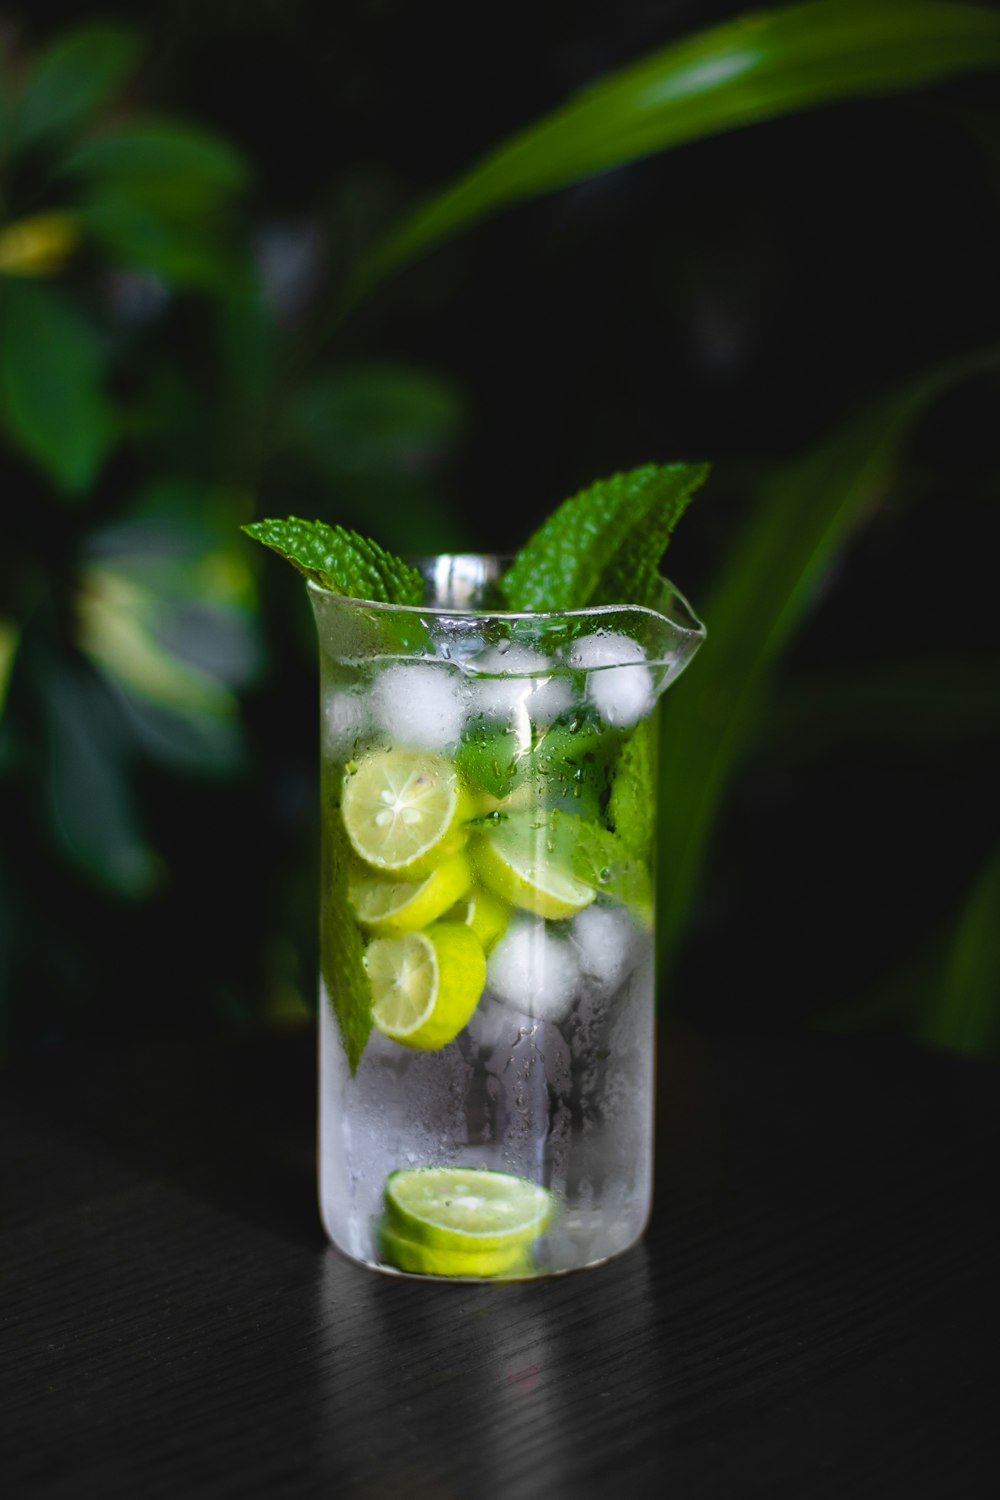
[383,1166,556,1254]
[472,826,595,920]
[342,747,471,878]
[376,1219,533,1278]
[443,882,510,953]
[365,922,486,1049]
[349,851,473,936]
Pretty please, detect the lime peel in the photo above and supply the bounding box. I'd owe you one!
[383,1166,557,1254]
[444,882,510,953]
[366,923,486,1050]
[349,851,473,936]
[472,827,595,920]
[376,1219,534,1278]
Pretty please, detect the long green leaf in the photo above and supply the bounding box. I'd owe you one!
[0,282,114,493]
[37,652,159,899]
[352,0,1000,300]
[914,844,1000,1056]
[831,841,1000,1059]
[10,25,139,153]
[656,350,999,975]
[62,120,248,193]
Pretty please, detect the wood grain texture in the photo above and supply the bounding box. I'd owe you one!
[2,1026,998,1499]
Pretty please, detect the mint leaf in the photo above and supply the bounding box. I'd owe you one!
[549,810,653,925]
[608,720,656,866]
[480,808,652,925]
[321,804,373,1072]
[242,516,423,605]
[501,463,708,612]
[455,717,623,815]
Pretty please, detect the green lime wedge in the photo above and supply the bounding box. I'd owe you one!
[365,922,486,1049]
[349,851,473,936]
[472,826,595,920]
[383,1166,556,1254]
[376,1219,534,1278]
[443,882,510,953]
[342,747,472,879]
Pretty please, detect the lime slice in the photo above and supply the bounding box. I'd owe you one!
[443,882,510,953]
[342,747,471,878]
[349,851,473,936]
[472,826,595,920]
[383,1166,556,1254]
[376,1219,533,1278]
[366,922,486,1049]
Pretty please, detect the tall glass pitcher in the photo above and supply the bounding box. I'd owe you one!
[310,555,705,1279]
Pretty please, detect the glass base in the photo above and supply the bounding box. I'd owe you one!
[318,997,654,1281]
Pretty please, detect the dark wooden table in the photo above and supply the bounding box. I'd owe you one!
[2,1023,998,1498]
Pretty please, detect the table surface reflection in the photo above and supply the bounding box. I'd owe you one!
[2,1024,997,1498]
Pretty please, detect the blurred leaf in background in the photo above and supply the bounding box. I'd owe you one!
[655,352,999,977]
[280,361,467,552]
[1,281,115,491]
[1,0,998,1060]
[0,21,268,1043]
[346,0,1000,306]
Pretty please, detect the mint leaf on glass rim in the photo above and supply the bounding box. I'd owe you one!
[242,516,423,605]
[501,462,709,613]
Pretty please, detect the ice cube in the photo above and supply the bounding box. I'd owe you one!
[466,994,531,1053]
[568,631,653,727]
[324,689,368,756]
[486,918,581,1024]
[470,643,573,727]
[369,662,466,750]
[570,905,637,995]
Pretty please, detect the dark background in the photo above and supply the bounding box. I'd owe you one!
[1,0,999,1054]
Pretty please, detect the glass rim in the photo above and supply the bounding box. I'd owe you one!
[306,553,706,644]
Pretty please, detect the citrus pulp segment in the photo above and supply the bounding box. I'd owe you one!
[376,1219,533,1278]
[383,1166,556,1253]
[365,922,486,1049]
[472,827,595,920]
[349,851,473,936]
[341,747,471,878]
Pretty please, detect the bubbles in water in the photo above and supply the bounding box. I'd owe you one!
[567,631,653,727]
[369,661,467,750]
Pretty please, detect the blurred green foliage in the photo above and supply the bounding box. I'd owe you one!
[1,1,998,1055]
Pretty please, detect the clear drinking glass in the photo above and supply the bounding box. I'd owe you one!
[310,555,705,1279]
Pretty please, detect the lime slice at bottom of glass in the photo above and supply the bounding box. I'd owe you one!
[376,1219,534,1278]
[366,923,486,1049]
[383,1166,557,1254]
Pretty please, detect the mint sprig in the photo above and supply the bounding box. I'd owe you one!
[547,809,653,925]
[500,462,708,613]
[607,720,656,866]
[242,516,423,605]
[321,803,372,1073]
